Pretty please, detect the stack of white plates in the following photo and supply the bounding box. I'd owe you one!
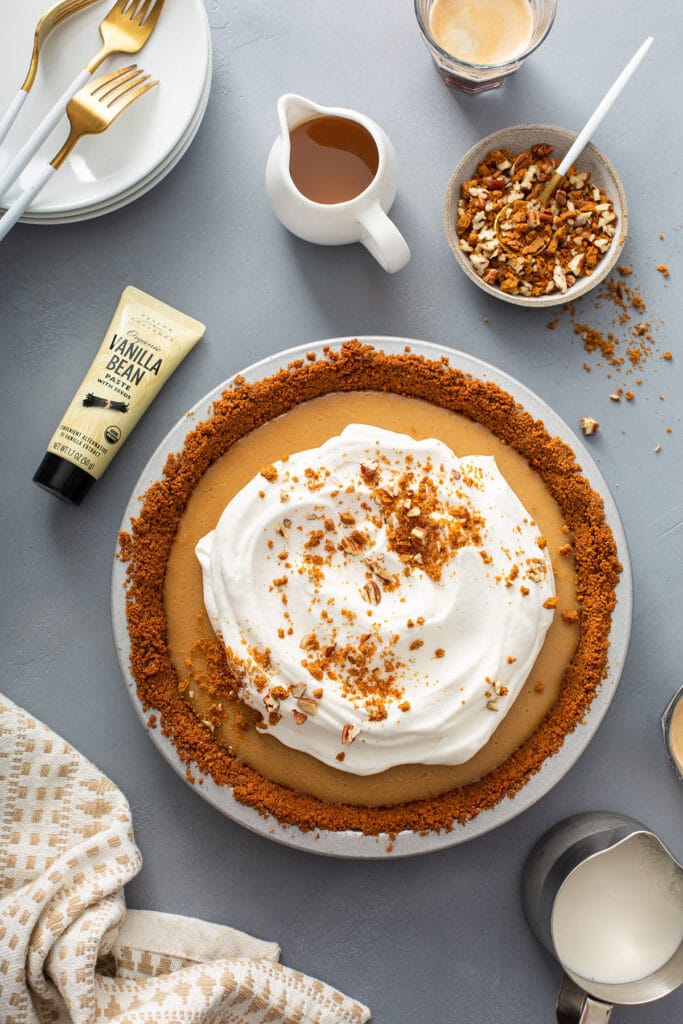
[0,0,211,225]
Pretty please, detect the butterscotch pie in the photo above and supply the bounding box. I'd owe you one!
[116,339,627,853]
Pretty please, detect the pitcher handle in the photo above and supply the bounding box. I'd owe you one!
[556,976,613,1024]
[356,202,410,274]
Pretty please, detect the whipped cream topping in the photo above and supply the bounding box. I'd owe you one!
[196,424,555,775]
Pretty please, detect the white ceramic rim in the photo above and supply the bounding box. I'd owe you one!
[18,47,211,225]
[111,337,633,859]
[443,124,628,308]
[0,0,210,215]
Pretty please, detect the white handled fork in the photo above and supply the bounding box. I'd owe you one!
[0,0,165,203]
[0,65,157,241]
[0,0,100,148]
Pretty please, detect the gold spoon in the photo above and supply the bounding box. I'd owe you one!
[494,37,653,255]
[0,0,101,147]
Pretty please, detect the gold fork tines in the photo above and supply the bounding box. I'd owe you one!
[48,0,96,29]
[86,0,166,72]
[50,65,158,170]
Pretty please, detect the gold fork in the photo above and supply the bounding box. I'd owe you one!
[0,65,158,241]
[0,0,100,147]
[0,0,166,200]
[85,0,166,72]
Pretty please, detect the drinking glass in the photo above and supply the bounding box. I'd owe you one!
[414,0,557,93]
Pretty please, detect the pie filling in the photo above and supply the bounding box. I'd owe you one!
[164,393,579,806]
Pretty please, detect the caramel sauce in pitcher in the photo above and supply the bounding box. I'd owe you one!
[289,115,379,204]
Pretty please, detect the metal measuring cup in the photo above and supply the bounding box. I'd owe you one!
[522,811,683,1022]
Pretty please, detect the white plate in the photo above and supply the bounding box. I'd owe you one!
[111,338,633,859]
[0,0,209,215]
[18,44,211,224]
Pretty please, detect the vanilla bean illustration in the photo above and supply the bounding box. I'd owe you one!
[82,393,129,413]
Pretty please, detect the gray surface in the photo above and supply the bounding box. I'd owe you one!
[1,1,681,1021]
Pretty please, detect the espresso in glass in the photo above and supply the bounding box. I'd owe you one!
[288,115,379,205]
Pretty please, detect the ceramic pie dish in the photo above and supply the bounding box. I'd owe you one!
[111,337,632,858]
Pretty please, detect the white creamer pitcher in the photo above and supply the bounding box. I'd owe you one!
[265,94,411,273]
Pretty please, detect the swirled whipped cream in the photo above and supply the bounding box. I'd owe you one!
[196,424,555,775]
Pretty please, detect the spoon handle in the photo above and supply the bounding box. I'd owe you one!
[556,36,653,179]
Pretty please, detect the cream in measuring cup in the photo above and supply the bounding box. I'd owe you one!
[552,832,683,986]
[523,812,683,1018]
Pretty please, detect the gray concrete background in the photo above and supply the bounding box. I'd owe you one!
[1,1,682,1021]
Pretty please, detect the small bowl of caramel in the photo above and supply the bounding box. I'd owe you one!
[443,124,627,308]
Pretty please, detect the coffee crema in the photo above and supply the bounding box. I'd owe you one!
[289,115,379,205]
[429,0,533,64]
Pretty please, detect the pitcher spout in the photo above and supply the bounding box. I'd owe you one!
[277,93,323,142]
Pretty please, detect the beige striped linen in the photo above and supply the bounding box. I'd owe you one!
[0,694,371,1024]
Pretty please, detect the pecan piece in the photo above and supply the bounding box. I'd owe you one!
[361,580,381,605]
[341,723,360,745]
[297,697,318,716]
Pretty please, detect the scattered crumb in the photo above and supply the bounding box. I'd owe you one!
[656,264,670,277]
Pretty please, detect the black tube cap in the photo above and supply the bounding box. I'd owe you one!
[33,453,95,506]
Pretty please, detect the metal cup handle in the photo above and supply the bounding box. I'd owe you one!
[557,976,613,1024]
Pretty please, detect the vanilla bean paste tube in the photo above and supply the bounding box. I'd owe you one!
[34,286,205,505]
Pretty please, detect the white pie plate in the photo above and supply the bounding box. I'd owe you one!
[111,338,633,859]
[17,44,211,224]
[0,0,210,216]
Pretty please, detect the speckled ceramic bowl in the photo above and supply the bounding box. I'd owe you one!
[443,124,628,308]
